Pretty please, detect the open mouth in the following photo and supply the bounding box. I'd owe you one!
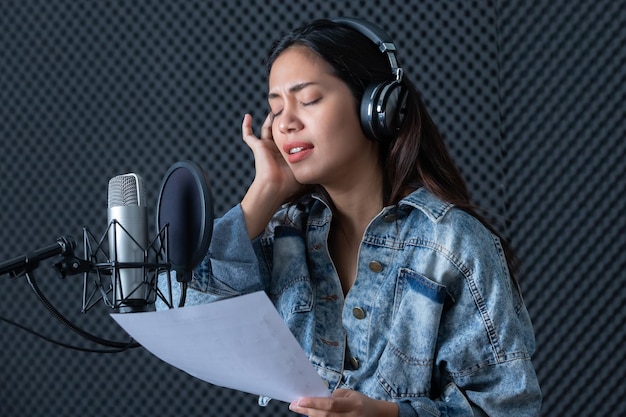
[289,147,306,154]
[284,143,314,163]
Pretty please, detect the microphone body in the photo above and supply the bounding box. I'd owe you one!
[107,173,149,313]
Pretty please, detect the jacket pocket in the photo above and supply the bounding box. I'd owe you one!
[376,268,447,398]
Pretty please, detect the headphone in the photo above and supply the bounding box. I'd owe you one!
[332,17,409,143]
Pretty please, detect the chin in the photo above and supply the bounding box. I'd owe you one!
[294,177,317,186]
[291,170,318,185]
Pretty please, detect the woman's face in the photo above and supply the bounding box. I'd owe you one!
[268,46,380,190]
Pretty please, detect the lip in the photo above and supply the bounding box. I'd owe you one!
[283,141,314,163]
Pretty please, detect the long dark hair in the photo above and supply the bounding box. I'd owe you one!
[266,19,519,278]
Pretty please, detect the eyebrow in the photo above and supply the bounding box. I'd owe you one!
[268,82,318,99]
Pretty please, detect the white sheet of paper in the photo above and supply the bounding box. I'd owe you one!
[111,291,330,403]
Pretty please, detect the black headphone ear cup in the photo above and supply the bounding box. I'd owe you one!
[360,80,408,142]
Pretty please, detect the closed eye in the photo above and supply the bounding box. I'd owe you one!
[302,98,321,106]
[269,97,320,120]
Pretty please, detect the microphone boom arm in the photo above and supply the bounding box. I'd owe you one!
[0,236,76,277]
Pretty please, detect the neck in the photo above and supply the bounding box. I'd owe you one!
[325,173,384,237]
[324,171,383,296]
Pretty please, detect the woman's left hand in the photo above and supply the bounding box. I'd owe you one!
[289,389,398,417]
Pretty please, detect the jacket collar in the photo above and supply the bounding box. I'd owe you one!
[396,187,453,223]
[309,187,453,223]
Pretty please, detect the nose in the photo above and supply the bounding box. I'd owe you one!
[277,104,304,134]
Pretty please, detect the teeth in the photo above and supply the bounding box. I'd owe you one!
[289,147,304,154]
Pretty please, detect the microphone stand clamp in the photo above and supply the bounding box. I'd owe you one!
[54,256,92,279]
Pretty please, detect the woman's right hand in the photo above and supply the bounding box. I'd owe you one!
[241,113,302,197]
[240,113,304,238]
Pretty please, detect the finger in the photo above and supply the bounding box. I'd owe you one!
[241,113,259,146]
[293,391,360,412]
[260,112,274,140]
[331,388,352,399]
[242,113,253,137]
[289,397,337,414]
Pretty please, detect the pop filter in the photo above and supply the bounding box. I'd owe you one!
[156,161,214,283]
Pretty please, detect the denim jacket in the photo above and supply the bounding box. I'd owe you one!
[160,188,541,416]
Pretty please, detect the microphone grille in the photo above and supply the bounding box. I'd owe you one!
[108,173,147,208]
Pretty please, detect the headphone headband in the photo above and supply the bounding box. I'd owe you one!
[331,17,403,81]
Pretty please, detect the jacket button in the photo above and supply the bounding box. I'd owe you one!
[352,307,366,319]
[368,261,383,273]
[350,356,360,370]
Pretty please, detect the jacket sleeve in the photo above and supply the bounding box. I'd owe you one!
[399,358,541,417]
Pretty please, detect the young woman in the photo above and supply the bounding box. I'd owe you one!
[163,18,542,416]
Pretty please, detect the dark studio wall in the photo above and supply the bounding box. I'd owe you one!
[0,1,624,416]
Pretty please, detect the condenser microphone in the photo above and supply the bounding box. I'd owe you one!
[107,173,150,313]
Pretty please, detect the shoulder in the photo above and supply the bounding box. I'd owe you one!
[400,188,492,240]
[399,188,506,275]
